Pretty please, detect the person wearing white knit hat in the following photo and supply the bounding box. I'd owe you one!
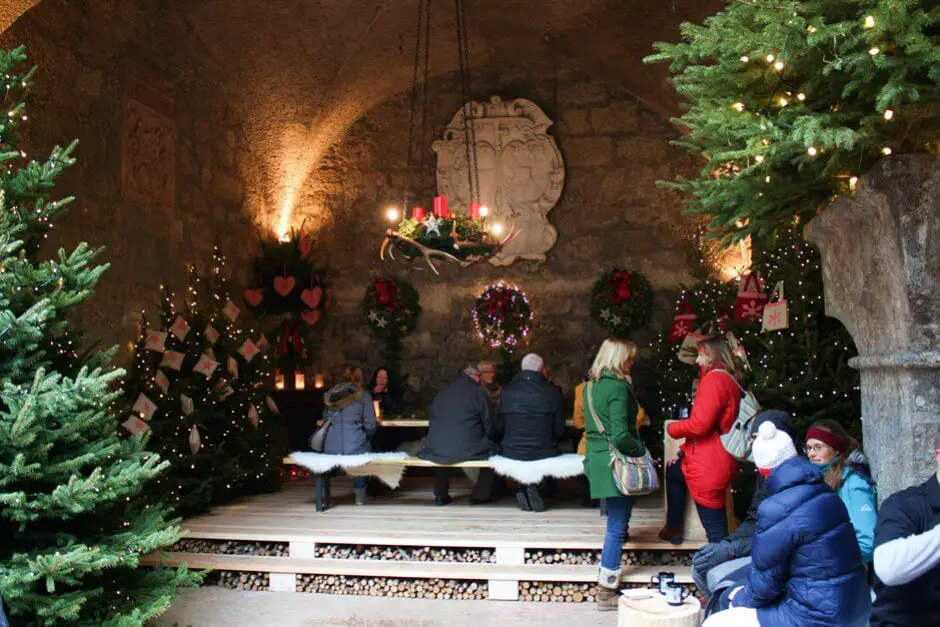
[703,419,871,627]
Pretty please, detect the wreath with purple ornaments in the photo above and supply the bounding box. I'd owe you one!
[472,282,533,353]
[590,268,653,337]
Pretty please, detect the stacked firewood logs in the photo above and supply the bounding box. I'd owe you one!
[315,544,496,563]
[524,549,693,567]
[519,581,700,603]
[210,570,270,591]
[297,574,488,599]
[170,539,289,557]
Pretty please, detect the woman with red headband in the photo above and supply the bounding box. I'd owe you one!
[805,420,878,564]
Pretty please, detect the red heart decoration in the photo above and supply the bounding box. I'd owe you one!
[273,276,296,297]
[243,289,264,307]
[301,286,322,309]
[299,235,313,258]
[300,309,321,326]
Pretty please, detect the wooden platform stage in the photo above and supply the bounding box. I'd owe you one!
[143,475,701,601]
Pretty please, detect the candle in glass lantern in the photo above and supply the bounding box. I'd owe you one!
[433,195,449,218]
[294,372,305,390]
[411,206,427,221]
[314,373,325,389]
[274,369,285,390]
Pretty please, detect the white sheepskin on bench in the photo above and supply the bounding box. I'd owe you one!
[289,452,409,488]
[489,454,584,485]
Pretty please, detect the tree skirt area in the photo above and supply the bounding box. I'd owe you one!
[157,586,619,627]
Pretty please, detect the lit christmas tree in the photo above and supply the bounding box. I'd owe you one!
[646,0,940,242]
[0,47,198,626]
[123,247,281,516]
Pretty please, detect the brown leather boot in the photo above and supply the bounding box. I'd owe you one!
[595,585,619,611]
[658,525,684,545]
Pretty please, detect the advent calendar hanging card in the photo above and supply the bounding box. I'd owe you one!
[762,281,790,332]
[154,369,170,395]
[132,393,157,421]
[204,324,220,344]
[169,316,191,341]
[238,339,260,363]
[180,394,195,415]
[733,272,768,323]
[193,353,219,378]
[160,350,185,372]
[223,299,241,322]
[122,416,150,435]
[144,330,167,353]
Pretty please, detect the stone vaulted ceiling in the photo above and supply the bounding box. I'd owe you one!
[1,0,720,233]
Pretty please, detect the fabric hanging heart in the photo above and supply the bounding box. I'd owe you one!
[248,404,260,428]
[180,394,195,415]
[243,288,264,307]
[301,286,322,309]
[300,309,321,326]
[265,395,280,415]
[273,275,296,297]
[189,425,202,454]
[226,356,239,378]
[299,234,313,258]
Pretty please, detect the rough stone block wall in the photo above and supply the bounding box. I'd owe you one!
[1,1,255,356]
[295,64,700,406]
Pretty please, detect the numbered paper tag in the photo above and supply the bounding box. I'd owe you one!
[226,356,239,379]
[222,300,240,322]
[193,353,219,378]
[265,395,280,415]
[169,316,191,341]
[144,330,168,353]
[133,393,157,421]
[154,369,170,394]
[238,339,260,363]
[160,350,185,372]
[180,394,195,416]
[122,416,150,435]
[248,404,260,428]
[188,425,202,454]
[204,325,220,344]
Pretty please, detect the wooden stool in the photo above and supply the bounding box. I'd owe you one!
[618,588,701,627]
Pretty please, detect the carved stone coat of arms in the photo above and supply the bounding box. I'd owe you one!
[433,97,565,265]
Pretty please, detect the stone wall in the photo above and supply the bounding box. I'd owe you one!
[296,64,700,405]
[1,1,254,356]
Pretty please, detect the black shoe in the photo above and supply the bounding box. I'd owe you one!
[468,496,492,505]
[516,490,532,511]
[434,495,452,507]
[525,485,545,512]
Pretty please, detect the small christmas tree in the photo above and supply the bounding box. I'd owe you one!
[0,47,198,626]
[645,0,940,242]
[124,247,281,516]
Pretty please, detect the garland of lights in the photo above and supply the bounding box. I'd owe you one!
[589,268,654,338]
[362,274,421,360]
[472,282,532,353]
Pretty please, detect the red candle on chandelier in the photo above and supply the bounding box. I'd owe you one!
[433,195,449,218]
[411,206,427,221]
[468,202,483,220]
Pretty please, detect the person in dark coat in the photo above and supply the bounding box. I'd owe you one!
[490,353,565,512]
[322,366,377,506]
[368,366,421,453]
[692,410,797,597]
[870,427,940,627]
[704,421,871,627]
[418,365,494,506]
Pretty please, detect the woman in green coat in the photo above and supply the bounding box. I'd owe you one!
[582,338,648,611]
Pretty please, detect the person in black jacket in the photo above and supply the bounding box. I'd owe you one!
[692,409,796,597]
[490,353,565,512]
[871,427,940,627]
[418,365,495,506]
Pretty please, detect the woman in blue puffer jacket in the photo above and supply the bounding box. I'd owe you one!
[704,421,871,627]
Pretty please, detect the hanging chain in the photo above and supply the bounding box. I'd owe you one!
[454,0,481,210]
[419,0,432,192]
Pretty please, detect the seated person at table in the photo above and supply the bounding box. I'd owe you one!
[369,366,420,454]
[418,365,495,506]
[322,366,377,506]
[477,360,501,409]
[490,353,565,512]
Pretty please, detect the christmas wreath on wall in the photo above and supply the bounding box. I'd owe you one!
[243,230,330,372]
[590,268,653,337]
[472,282,533,354]
[362,274,421,361]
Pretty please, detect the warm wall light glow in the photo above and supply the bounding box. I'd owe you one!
[491,222,504,236]
[386,207,401,223]
[479,205,489,218]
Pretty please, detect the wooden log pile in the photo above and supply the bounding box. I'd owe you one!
[170,539,289,557]
[524,549,693,567]
[519,582,700,603]
[315,544,496,563]
[208,570,271,591]
[297,574,488,599]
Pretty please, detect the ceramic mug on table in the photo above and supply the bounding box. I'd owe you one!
[664,581,692,606]
[650,571,675,595]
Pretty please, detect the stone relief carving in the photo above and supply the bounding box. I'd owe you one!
[121,75,176,209]
[433,96,564,265]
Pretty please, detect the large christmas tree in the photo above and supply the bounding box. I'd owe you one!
[0,47,198,626]
[123,247,281,516]
[645,0,939,242]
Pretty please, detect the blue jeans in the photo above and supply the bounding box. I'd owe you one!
[353,477,368,489]
[601,495,636,569]
[666,458,729,542]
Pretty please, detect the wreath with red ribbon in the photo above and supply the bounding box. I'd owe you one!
[590,268,653,337]
[362,275,421,357]
[472,282,533,353]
